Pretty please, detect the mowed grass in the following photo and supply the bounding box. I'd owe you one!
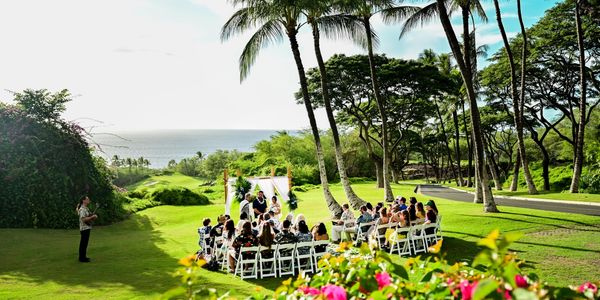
[1,179,599,299]
[445,184,600,203]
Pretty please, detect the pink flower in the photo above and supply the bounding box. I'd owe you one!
[498,288,512,300]
[515,275,528,288]
[460,280,477,300]
[298,286,320,296]
[578,282,598,294]
[321,284,347,300]
[375,272,392,289]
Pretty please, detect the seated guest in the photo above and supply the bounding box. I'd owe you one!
[424,200,438,234]
[312,222,329,241]
[424,200,437,223]
[198,218,212,250]
[209,215,226,247]
[312,222,329,252]
[428,199,439,214]
[275,219,297,245]
[416,202,426,219]
[269,196,282,219]
[237,212,249,233]
[295,220,313,255]
[399,210,411,228]
[268,211,280,229]
[366,202,375,217]
[331,204,355,243]
[228,221,258,271]
[356,205,374,225]
[407,198,417,221]
[398,197,408,211]
[379,207,390,224]
[390,210,402,224]
[356,205,374,237]
[223,219,237,246]
[284,213,294,230]
[258,222,276,258]
[293,214,306,232]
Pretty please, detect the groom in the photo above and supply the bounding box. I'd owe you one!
[253,190,267,218]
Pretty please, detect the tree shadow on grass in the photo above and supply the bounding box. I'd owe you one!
[455,213,600,233]
[0,214,179,297]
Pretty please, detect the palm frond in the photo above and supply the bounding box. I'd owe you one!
[472,0,488,22]
[239,20,285,82]
[316,14,368,50]
[381,5,421,25]
[220,7,254,42]
[399,2,438,39]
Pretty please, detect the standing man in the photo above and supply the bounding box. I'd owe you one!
[253,190,267,218]
[77,196,97,263]
[240,193,253,222]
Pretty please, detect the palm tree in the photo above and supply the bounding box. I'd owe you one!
[492,0,538,194]
[342,0,419,202]
[221,0,343,216]
[303,0,367,209]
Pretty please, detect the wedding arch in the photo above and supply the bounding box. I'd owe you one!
[223,168,292,215]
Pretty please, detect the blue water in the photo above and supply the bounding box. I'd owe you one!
[90,129,286,168]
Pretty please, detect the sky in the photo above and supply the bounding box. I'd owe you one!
[0,0,560,131]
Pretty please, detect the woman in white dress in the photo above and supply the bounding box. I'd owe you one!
[269,196,282,220]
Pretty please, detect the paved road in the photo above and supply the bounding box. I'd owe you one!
[419,185,600,216]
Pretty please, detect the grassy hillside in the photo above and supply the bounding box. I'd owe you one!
[1,178,599,299]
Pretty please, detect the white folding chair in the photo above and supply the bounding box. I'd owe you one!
[294,241,314,275]
[390,227,411,256]
[356,220,377,243]
[374,222,396,250]
[258,245,277,278]
[312,240,330,271]
[211,236,228,272]
[421,223,438,250]
[435,215,443,241]
[409,224,427,255]
[234,246,259,279]
[275,243,296,277]
[198,230,207,254]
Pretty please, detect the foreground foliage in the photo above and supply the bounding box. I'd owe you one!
[167,231,599,300]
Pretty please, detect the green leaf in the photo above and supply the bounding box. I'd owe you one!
[391,263,409,281]
[513,288,538,300]
[472,251,492,268]
[420,270,434,282]
[472,279,499,300]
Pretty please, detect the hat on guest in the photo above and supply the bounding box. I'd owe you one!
[425,200,434,207]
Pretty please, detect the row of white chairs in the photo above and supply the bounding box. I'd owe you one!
[212,239,330,280]
[351,215,443,255]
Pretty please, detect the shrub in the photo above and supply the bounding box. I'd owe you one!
[0,95,124,229]
[581,172,600,194]
[148,187,209,206]
[127,189,148,199]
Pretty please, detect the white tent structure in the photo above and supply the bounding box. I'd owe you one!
[224,176,291,216]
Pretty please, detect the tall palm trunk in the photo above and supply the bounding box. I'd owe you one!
[462,99,473,187]
[287,29,342,217]
[434,98,460,185]
[570,1,587,193]
[493,0,538,194]
[436,0,498,212]
[310,22,367,209]
[364,17,394,202]
[452,109,464,186]
[509,152,520,191]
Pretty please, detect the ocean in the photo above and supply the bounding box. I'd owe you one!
[89,129,286,168]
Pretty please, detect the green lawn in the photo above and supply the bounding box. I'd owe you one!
[1,178,599,299]
[445,184,600,203]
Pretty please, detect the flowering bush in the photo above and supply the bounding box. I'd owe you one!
[165,230,600,299]
[272,230,599,300]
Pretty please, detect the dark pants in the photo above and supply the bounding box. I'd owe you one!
[79,229,91,260]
